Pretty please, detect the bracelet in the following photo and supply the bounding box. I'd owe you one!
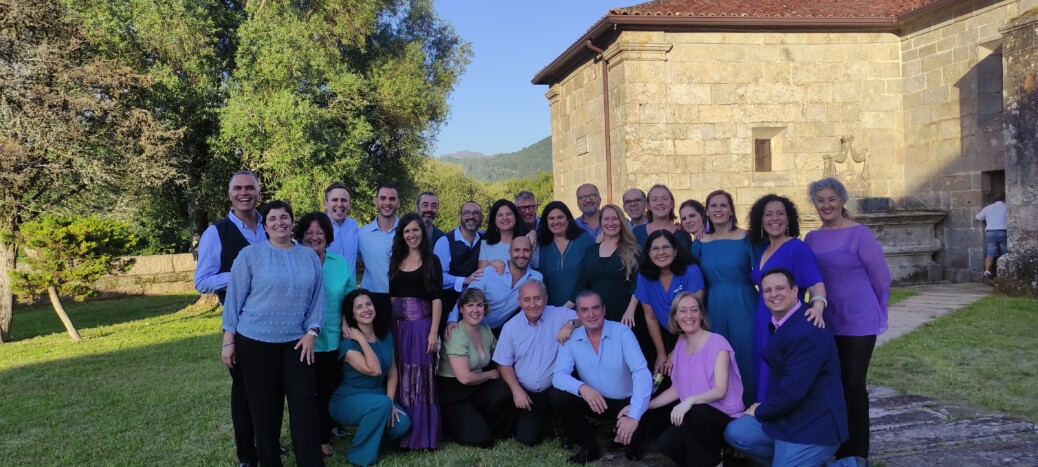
[222,341,235,347]
[810,296,828,308]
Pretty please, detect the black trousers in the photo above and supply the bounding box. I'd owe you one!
[236,335,324,467]
[437,376,515,447]
[514,387,567,446]
[656,403,733,467]
[369,293,393,333]
[560,391,647,451]
[229,365,258,463]
[314,351,343,445]
[835,334,877,459]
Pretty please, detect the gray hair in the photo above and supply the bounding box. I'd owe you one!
[514,191,536,203]
[229,170,261,191]
[808,177,850,218]
[518,279,548,298]
[416,191,438,206]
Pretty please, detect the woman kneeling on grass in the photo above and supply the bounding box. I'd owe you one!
[622,293,745,467]
[328,289,411,466]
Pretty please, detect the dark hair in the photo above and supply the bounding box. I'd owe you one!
[748,194,801,244]
[260,200,293,224]
[459,200,480,214]
[638,229,698,280]
[293,212,335,244]
[646,184,678,222]
[761,268,796,289]
[388,213,442,294]
[376,182,399,196]
[342,288,389,339]
[703,190,738,233]
[536,201,584,244]
[323,182,350,200]
[679,199,706,224]
[458,287,488,309]
[416,191,437,207]
[484,199,529,245]
[574,289,603,307]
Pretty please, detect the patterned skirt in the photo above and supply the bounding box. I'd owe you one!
[392,297,441,449]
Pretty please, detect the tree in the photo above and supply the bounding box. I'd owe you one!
[412,158,494,231]
[9,216,138,341]
[0,0,179,342]
[216,0,471,221]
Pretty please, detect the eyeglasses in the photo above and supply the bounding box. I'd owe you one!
[622,198,644,205]
[461,210,481,217]
[516,205,538,212]
[576,193,599,201]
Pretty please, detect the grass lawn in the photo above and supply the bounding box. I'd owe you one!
[870,294,1038,422]
[0,295,571,466]
[887,288,916,306]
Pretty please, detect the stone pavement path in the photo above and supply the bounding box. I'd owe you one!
[595,281,1038,466]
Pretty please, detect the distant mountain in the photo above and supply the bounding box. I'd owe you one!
[439,136,551,182]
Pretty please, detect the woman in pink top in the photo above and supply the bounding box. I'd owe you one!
[622,292,744,467]
[805,177,891,461]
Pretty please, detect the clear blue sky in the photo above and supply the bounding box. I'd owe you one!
[431,1,614,157]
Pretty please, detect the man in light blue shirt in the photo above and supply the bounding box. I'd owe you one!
[446,235,541,333]
[323,182,359,274]
[494,279,576,446]
[574,183,603,238]
[554,290,652,464]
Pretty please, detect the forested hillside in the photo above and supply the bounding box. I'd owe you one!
[440,136,551,182]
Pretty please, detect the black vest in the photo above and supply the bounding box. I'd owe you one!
[447,229,481,278]
[214,217,251,303]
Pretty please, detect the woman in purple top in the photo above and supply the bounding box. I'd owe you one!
[748,194,827,403]
[622,293,744,467]
[388,213,443,449]
[625,229,705,375]
[805,178,891,461]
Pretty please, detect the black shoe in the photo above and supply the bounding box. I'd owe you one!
[567,447,602,464]
[624,444,643,461]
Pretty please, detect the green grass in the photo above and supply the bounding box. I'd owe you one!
[888,288,916,306]
[0,295,571,466]
[870,294,1038,422]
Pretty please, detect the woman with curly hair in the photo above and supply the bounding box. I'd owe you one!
[747,194,827,402]
[388,212,443,449]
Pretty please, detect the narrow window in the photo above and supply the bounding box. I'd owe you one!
[754,138,772,172]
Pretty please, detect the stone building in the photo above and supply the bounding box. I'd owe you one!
[533,0,1038,287]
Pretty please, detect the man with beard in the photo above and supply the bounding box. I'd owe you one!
[358,183,400,323]
[323,182,360,274]
[433,200,484,334]
[195,170,266,467]
[515,191,540,231]
[574,183,603,238]
[493,279,577,446]
[445,235,541,337]
[416,191,445,245]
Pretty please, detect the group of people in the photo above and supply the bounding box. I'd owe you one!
[197,170,891,467]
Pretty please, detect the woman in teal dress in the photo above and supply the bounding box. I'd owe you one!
[329,289,410,466]
[536,201,594,307]
[293,212,356,456]
[690,190,758,405]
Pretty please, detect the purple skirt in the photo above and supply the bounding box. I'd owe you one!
[392,297,441,449]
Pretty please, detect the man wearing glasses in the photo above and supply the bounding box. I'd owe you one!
[515,191,540,231]
[433,200,484,334]
[622,188,648,227]
[574,183,603,238]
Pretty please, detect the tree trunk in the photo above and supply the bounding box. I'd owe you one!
[0,240,15,343]
[47,286,81,341]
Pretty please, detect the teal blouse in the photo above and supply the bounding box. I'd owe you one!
[316,252,356,352]
[332,334,394,399]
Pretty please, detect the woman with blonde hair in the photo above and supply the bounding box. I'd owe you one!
[578,204,641,321]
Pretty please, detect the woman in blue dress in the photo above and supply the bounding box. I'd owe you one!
[329,289,410,466]
[536,201,594,307]
[747,194,827,402]
[690,190,758,405]
[625,229,705,375]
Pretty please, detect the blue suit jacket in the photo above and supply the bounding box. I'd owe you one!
[755,304,848,446]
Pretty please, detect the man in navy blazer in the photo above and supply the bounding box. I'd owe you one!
[725,268,858,466]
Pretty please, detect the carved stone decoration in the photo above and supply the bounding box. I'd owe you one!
[824,135,872,199]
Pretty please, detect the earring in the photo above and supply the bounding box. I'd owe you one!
[728,217,734,232]
[786,226,790,236]
[705,218,712,233]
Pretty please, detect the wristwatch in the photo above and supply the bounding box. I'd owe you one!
[307,329,319,337]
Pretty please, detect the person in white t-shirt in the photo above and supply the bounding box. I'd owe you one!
[975,193,1008,278]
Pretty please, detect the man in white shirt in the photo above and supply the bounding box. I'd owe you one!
[975,193,1008,278]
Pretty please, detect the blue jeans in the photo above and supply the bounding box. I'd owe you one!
[985,230,1008,257]
[725,415,858,467]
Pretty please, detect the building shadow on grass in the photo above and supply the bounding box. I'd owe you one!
[11,293,203,341]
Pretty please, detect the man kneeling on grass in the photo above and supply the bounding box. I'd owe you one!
[724,268,864,467]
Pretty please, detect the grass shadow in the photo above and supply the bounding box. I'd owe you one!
[10,293,200,341]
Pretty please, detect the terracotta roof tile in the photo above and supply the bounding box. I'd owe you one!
[610,0,945,19]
